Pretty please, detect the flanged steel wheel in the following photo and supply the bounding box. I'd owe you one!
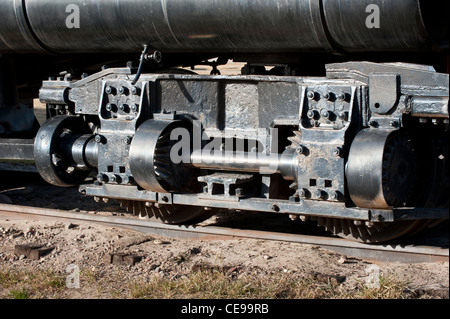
[34,115,92,187]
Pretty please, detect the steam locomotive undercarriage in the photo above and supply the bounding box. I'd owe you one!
[2,60,443,244]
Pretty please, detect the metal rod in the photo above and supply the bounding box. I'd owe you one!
[189,149,298,179]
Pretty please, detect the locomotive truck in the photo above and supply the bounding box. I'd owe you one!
[0,0,448,243]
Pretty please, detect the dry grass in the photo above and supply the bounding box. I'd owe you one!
[0,267,66,299]
[0,266,410,299]
[129,268,408,299]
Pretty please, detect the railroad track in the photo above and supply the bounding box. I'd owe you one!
[0,203,448,264]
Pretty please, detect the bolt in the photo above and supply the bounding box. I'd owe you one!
[296,145,305,154]
[96,174,104,182]
[419,118,428,124]
[161,195,169,203]
[131,104,138,112]
[299,215,309,222]
[329,191,339,200]
[110,175,116,183]
[235,188,244,197]
[320,109,329,119]
[333,147,342,157]
[338,111,347,120]
[118,86,128,95]
[390,120,399,128]
[105,103,112,111]
[307,91,316,100]
[314,189,325,199]
[354,220,363,226]
[105,86,115,94]
[337,92,347,101]
[298,188,307,198]
[125,136,132,144]
[323,92,334,101]
[130,86,140,95]
[307,110,318,120]
[365,221,375,228]
[95,135,105,144]
[289,214,299,221]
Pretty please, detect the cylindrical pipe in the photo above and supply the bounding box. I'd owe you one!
[1,0,446,54]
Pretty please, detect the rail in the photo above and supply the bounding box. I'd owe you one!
[0,203,448,263]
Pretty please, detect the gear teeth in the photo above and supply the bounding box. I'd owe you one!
[286,130,302,149]
[154,145,172,154]
[310,216,393,243]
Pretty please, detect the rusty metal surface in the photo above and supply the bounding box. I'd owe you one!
[0,203,447,263]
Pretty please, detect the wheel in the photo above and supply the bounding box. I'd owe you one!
[34,115,91,187]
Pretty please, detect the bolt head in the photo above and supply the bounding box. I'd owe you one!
[130,86,140,95]
[307,91,316,100]
[105,86,114,94]
[390,120,399,128]
[296,145,304,154]
[118,86,128,95]
[333,147,342,157]
[299,215,309,222]
[95,135,103,143]
[298,188,307,198]
[320,109,329,118]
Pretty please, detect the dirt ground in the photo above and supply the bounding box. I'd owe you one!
[0,165,448,300]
